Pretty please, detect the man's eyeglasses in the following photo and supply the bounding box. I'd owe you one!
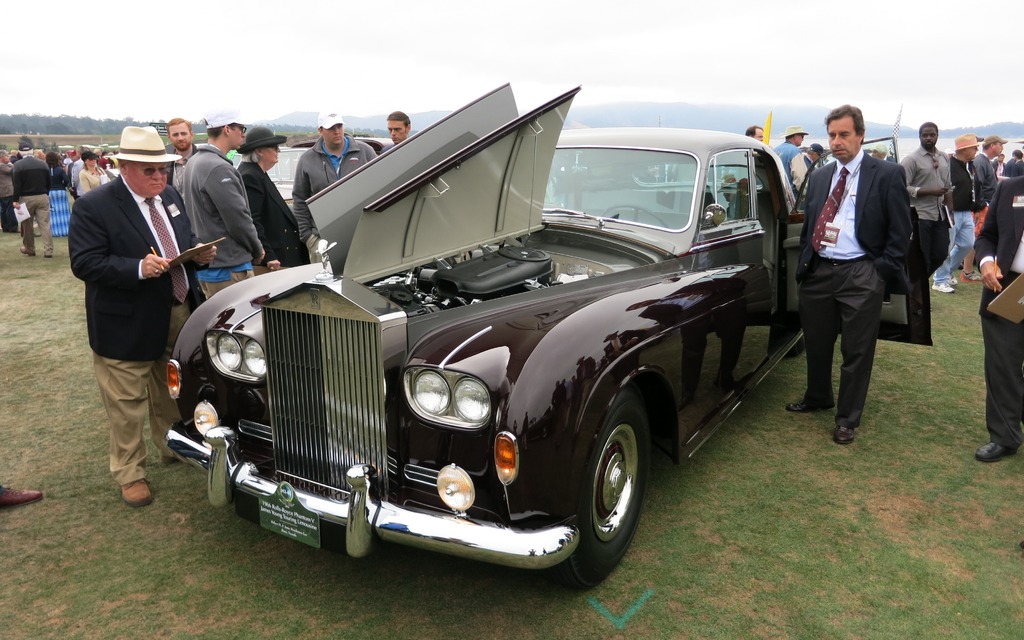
[231,124,247,134]
[141,165,172,176]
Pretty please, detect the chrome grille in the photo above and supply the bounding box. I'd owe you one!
[263,296,389,496]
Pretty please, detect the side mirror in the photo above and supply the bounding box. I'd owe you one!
[701,203,727,228]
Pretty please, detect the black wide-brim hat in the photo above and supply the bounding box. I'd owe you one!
[238,125,288,153]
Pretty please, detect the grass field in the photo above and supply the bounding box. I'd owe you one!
[1,229,1021,639]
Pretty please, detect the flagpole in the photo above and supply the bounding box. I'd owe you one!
[889,105,903,161]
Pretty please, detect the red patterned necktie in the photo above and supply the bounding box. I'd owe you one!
[145,197,188,303]
[811,166,850,252]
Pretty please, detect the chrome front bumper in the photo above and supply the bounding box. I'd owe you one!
[166,424,579,570]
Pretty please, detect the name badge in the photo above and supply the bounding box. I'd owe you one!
[820,220,841,247]
[167,203,181,217]
[1013,195,1024,208]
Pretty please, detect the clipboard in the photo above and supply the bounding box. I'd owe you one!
[987,273,1024,323]
[169,237,226,267]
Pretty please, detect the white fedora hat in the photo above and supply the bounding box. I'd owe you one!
[115,126,180,163]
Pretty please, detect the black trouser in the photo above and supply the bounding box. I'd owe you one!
[917,218,952,278]
[0,195,15,232]
[798,258,886,429]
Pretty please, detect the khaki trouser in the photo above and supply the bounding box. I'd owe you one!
[20,194,52,256]
[199,268,254,299]
[93,303,189,486]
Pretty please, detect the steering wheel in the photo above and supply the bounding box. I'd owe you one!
[604,205,673,227]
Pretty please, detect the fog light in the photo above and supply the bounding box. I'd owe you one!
[494,432,519,485]
[194,400,219,436]
[437,464,475,513]
[167,360,181,399]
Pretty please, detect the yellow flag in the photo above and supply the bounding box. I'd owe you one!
[763,112,773,146]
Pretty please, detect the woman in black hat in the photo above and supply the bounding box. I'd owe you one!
[237,126,309,270]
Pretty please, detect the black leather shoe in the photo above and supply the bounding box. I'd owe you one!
[833,425,856,444]
[975,442,1018,462]
[785,401,834,413]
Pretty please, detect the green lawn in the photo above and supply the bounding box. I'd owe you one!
[1,231,1021,639]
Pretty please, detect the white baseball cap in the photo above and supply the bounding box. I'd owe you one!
[204,107,246,129]
[317,111,346,129]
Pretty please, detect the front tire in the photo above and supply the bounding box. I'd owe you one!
[550,385,650,588]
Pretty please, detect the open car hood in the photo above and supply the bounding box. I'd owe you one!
[310,85,521,275]
[310,86,579,283]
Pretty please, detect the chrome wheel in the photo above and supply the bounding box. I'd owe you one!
[592,423,639,542]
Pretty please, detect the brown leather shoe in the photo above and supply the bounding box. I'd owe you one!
[0,487,43,508]
[833,425,856,445]
[120,479,153,507]
[19,246,35,256]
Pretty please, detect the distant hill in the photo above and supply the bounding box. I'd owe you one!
[4,104,1024,142]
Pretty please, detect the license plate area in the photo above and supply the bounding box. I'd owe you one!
[258,482,321,548]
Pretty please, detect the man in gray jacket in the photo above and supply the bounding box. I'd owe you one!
[292,110,377,261]
[181,108,264,297]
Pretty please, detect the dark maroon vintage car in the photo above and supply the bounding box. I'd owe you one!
[165,85,930,587]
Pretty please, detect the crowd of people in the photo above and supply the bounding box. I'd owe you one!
[743,114,1024,460]
[4,107,410,508]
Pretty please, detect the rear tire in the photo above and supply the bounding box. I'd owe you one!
[549,385,650,588]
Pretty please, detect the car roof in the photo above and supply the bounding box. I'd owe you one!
[557,127,770,157]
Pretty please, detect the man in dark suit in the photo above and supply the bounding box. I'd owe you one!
[972,176,1024,462]
[785,104,912,445]
[69,126,217,507]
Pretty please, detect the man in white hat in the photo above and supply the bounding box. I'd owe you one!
[292,110,378,262]
[69,126,217,507]
[774,125,810,192]
[181,108,264,297]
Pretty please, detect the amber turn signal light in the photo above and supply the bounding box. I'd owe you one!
[167,360,181,399]
[494,432,519,485]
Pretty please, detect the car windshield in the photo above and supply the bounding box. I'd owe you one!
[545,148,699,230]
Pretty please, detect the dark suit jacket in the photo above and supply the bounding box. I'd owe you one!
[975,176,1024,318]
[238,161,309,268]
[796,151,912,294]
[69,177,203,361]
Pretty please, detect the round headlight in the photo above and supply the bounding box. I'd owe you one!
[242,340,266,377]
[437,464,475,512]
[194,400,219,436]
[453,377,490,423]
[414,370,450,415]
[217,334,242,371]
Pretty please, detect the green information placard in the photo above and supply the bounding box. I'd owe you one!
[259,482,321,548]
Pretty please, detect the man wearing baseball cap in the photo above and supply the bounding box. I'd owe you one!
[181,108,265,297]
[292,110,378,262]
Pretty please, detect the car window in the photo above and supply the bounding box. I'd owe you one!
[705,149,753,221]
[546,148,699,230]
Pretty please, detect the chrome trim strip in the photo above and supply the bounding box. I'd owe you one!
[404,464,440,488]
[439,325,492,369]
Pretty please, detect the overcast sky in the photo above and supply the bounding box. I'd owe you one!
[6,1,1021,131]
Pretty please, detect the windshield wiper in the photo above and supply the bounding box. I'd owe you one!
[543,207,608,228]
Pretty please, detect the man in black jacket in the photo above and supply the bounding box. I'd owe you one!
[69,126,216,506]
[11,150,52,257]
[974,175,1024,461]
[785,104,912,445]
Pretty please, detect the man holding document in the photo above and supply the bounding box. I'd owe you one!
[973,175,1024,462]
[69,126,217,506]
